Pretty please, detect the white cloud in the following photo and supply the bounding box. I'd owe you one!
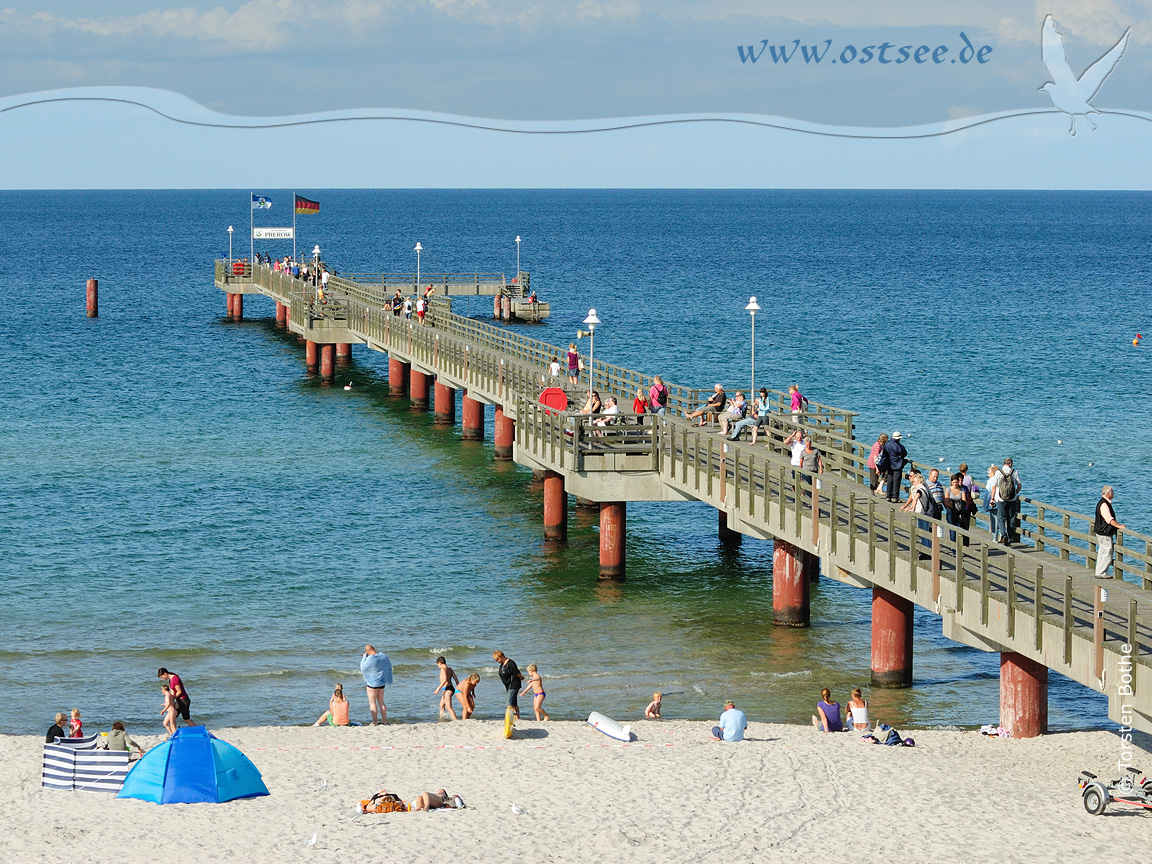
[999,0,1150,45]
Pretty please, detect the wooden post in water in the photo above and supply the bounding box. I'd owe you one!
[461,391,484,440]
[599,502,626,580]
[871,586,913,688]
[772,539,810,627]
[543,471,567,541]
[86,278,98,317]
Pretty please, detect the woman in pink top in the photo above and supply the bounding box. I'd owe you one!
[868,433,888,496]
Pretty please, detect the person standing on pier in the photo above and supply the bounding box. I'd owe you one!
[1093,486,1126,579]
[992,458,1022,544]
[392,289,404,316]
[882,432,908,503]
[648,375,669,415]
[868,433,889,496]
[567,344,580,384]
[361,645,394,725]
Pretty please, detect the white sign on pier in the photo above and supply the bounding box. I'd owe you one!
[253,227,295,239]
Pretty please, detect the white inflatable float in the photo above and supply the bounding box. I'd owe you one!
[587,711,632,742]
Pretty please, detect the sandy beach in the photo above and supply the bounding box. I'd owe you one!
[3,719,1150,863]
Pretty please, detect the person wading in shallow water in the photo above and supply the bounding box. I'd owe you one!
[157,668,193,726]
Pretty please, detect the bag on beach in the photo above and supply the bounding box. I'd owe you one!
[361,791,406,814]
[875,723,903,746]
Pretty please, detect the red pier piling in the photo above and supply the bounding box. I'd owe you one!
[871,586,914,688]
[462,392,484,440]
[494,406,514,460]
[410,370,430,410]
[388,358,410,396]
[543,471,568,541]
[599,502,626,580]
[772,539,810,627]
[1000,652,1048,738]
[434,381,456,424]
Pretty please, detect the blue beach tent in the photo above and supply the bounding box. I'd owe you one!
[117,726,269,804]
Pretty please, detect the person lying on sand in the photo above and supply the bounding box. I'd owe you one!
[409,789,459,811]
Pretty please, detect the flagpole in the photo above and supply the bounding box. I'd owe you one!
[292,191,297,261]
[250,191,254,265]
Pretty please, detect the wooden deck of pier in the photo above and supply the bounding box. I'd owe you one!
[214,260,1152,735]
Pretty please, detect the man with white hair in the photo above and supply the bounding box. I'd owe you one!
[1093,486,1126,578]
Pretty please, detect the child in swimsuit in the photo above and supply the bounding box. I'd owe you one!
[160,684,177,736]
[455,673,479,720]
[433,656,459,721]
[520,664,550,721]
[645,692,662,719]
[68,708,83,738]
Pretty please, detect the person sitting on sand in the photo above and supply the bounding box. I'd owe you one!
[456,673,480,719]
[434,657,459,721]
[105,721,145,758]
[519,664,550,721]
[409,789,458,811]
[313,683,351,726]
[710,700,746,742]
[46,712,67,743]
[812,688,843,733]
[846,688,869,731]
[645,692,662,719]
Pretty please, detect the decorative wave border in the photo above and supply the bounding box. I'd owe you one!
[3,87,1151,139]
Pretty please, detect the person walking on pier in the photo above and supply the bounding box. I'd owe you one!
[361,645,393,725]
[649,375,669,415]
[882,432,908,503]
[868,433,889,496]
[1093,486,1127,578]
[392,289,404,316]
[944,472,975,544]
[789,384,808,423]
[567,344,580,384]
[992,458,1022,544]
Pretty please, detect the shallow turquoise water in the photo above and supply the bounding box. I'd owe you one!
[2,189,1150,734]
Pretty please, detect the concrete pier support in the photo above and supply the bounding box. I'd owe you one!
[226,292,234,318]
[494,406,514,460]
[86,279,98,318]
[319,344,335,383]
[388,357,409,396]
[599,502,626,580]
[772,539,810,627]
[275,301,287,327]
[871,587,914,688]
[501,296,512,322]
[305,340,319,373]
[1000,652,1048,738]
[719,511,742,546]
[462,392,484,440]
[232,293,243,321]
[410,370,430,410]
[434,381,456,424]
[543,471,568,541]
[336,343,352,364]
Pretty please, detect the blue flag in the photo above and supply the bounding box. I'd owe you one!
[251,194,272,210]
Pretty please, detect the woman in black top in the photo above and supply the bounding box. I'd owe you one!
[943,473,974,545]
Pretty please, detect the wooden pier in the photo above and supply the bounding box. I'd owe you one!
[214,259,1151,736]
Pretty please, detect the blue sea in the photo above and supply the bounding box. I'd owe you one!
[2,189,1150,736]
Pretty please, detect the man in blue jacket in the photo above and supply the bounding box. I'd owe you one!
[361,645,394,725]
[882,431,908,503]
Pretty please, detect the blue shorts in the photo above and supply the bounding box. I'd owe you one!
[506,688,519,709]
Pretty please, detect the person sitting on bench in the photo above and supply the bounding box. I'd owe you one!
[685,384,726,426]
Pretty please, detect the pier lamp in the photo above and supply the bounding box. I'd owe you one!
[227,225,233,262]
[583,308,601,405]
[312,244,321,265]
[745,296,760,393]
[515,235,521,286]
[414,242,423,293]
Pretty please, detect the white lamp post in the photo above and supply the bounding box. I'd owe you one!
[745,296,760,394]
[583,308,601,405]
[414,242,423,293]
[515,235,521,286]
[312,244,321,265]
[227,225,233,262]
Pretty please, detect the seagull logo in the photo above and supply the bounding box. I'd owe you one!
[1039,15,1131,135]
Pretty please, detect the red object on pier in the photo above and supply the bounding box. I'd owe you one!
[494,406,514,460]
[599,502,626,580]
[388,358,409,396]
[543,471,567,541]
[871,586,913,687]
[539,387,568,414]
[1000,652,1048,738]
[305,340,318,373]
[410,370,430,410]
[462,392,484,440]
[772,539,810,627]
[434,381,456,424]
[86,279,98,318]
[232,260,245,275]
[320,344,335,382]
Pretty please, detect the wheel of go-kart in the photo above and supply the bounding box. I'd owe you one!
[1083,786,1108,816]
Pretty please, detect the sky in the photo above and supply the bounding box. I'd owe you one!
[1,0,1151,187]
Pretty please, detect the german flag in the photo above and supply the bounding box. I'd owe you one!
[294,195,320,215]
